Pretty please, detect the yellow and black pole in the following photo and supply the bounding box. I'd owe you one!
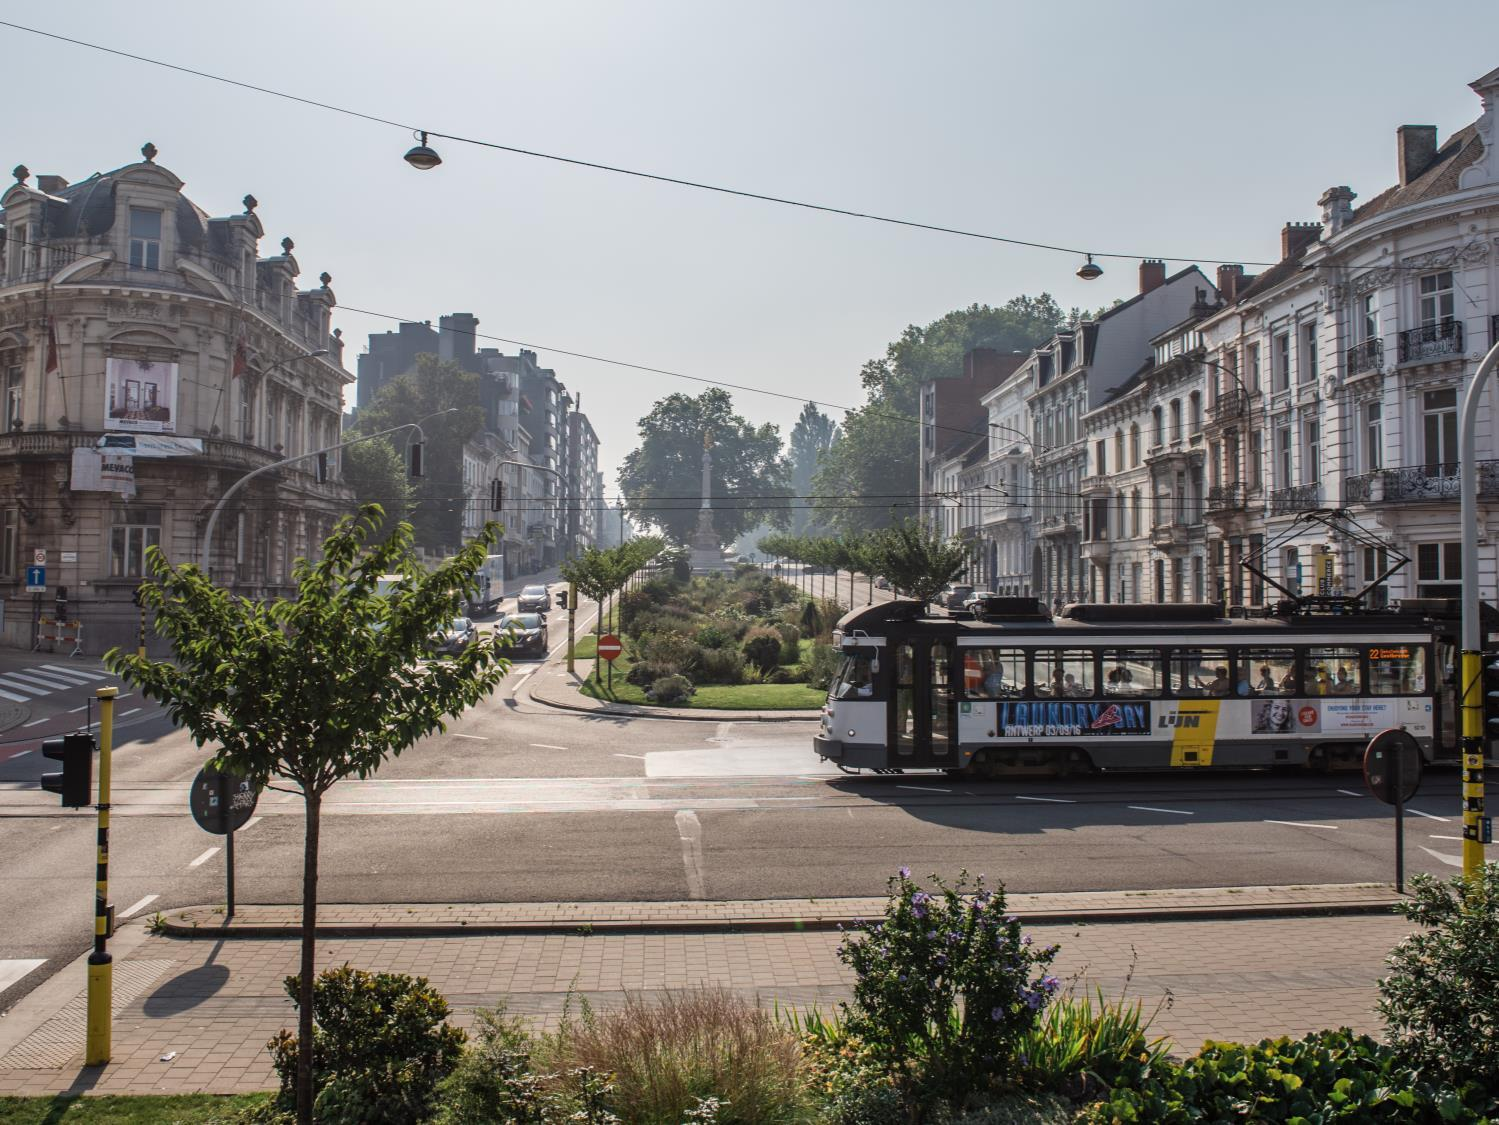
[1461,650,1486,876]
[86,685,116,1065]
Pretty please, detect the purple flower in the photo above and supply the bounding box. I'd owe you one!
[898,974,908,983]
[926,930,938,941]
[1024,990,1043,1010]
[990,1007,1003,1021]
[946,931,961,945]
[1041,975,1061,993]
[1005,914,1018,924]
[1022,935,1033,946]
[935,953,948,968]
[899,866,911,879]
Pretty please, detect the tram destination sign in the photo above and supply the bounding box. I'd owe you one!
[996,701,1149,738]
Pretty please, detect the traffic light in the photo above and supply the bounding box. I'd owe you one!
[40,733,94,807]
[315,451,329,484]
[490,479,504,512]
[408,441,424,478]
[130,585,142,608]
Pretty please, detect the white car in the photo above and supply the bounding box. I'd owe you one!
[962,590,995,612]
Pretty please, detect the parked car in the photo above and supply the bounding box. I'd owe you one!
[874,576,890,590]
[939,583,974,609]
[430,616,478,656]
[961,590,995,612]
[499,612,548,656]
[517,584,552,613]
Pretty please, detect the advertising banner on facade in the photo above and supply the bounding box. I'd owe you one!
[70,447,136,497]
[105,357,177,433]
[96,433,202,457]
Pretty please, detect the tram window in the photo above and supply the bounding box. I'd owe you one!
[1033,649,1096,698]
[1240,649,1295,696]
[963,647,1026,698]
[1307,646,1360,695]
[1367,644,1425,695]
[830,647,883,701]
[1102,649,1163,696]
[1173,648,1231,697]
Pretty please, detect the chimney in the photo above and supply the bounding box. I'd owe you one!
[1397,125,1438,187]
[438,313,478,362]
[1280,222,1321,260]
[36,174,68,194]
[1189,286,1216,319]
[1317,185,1357,237]
[1216,264,1245,303]
[1139,259,1166,294]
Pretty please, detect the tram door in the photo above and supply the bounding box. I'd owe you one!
[888,640,956,768]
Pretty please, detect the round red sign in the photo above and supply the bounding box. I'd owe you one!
[597,634,623,661]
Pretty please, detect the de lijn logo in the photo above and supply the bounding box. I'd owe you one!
[997,701,1148,738]
[1160,712,1203,729]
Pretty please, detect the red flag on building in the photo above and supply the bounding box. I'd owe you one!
[44,316,59,375]
[232,335,248,378]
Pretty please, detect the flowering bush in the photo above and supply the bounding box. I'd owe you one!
[837,869,1059,1107]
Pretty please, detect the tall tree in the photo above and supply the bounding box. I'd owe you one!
[619,388,791,546]
[789,402,839,534]
[105,509,509,1124]
[813,296,1066,535]
[355,354,485,552]
[340,436,415,532]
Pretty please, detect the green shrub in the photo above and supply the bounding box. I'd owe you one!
[537,987,812,1124]
[799,600,822,639]
[838,870,1059,1109]
[648,674,695,705]
[672,556,692,581]
[765,666,803,685]
[1379,863,1499,1092]
[695,645,745,685]
[635,632,702,673]
[775,623,801,663]
[803,643,840,691]
[618,588,656,635]
[1083,1028,1493,1123]
[694,622,735,650]
[268,964,465,1125]
[626,660,682,688]
[1016,987,1168,1098]
[432,1006,545,1124]
[743,626,785,674]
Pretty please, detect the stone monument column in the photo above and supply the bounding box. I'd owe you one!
[690,433,731,572]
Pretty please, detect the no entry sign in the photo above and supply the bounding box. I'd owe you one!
[597,634,623,662]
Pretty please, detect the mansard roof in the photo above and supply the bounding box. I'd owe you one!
[1352,122,1484,225]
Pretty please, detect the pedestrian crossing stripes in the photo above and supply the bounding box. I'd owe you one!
[0,664,111,704]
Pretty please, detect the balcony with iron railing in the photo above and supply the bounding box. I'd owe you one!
[1345,460,1499,504]
[1345,338,1383,377]
[1037,511,1076,537]
[1398,320,1463,364]
[1209,389,1249,424]
[1205,482,1248,513]
[1269,482,1319,515]
[1150,521,1192,550]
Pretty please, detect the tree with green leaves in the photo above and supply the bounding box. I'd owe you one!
[355,354,486,552]
[104,507,510,1125]
[340,436,415,531]
[619,388,791,547]
[813,296,1065,535]
[865,519,970,609]
[788,402,839,535]
[560,537,664,677]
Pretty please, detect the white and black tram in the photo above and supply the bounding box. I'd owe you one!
[814,596,1493,777]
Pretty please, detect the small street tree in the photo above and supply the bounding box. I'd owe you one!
[866,519,970,609]
[104,506,510,1125]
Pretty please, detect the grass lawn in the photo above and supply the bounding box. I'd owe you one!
[577,637,824,711]
[0,1093,271,1123]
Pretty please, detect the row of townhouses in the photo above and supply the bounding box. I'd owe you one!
[356,315,608,574]
[922,65,1499,612]
[0,146,607,653]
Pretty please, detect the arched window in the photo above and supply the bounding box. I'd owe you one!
[1170,399,1183,441]
[1131,490,1142,537]
[1130,424,1141,466]
[1114,428,1124,471]
[1151,406,1164,447]
[1189,391,1202,433]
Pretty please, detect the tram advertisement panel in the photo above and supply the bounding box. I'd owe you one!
[995,701,1149,737]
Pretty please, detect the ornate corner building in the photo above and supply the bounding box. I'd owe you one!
[0,145,354,651]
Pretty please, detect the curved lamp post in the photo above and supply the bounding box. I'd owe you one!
[198,407,458,581]
[1457,338,1499,876]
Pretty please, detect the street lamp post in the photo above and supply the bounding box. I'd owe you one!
[198,408,458,581]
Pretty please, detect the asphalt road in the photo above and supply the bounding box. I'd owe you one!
[0,573,1469,1015]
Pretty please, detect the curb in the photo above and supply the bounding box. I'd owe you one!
[525,675,821,724]
[156,897,1401,940]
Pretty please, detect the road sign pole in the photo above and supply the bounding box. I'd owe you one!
[1393,744,1404,895]
[86,686,117,1067]
[218,771,237,919]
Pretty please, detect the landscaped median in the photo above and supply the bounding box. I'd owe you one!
[569,564,843,713]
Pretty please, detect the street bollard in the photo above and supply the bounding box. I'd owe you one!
[86,686,117,1066]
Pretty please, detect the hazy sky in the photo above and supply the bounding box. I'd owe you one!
[5,2,1496,495]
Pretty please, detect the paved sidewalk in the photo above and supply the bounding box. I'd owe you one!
[159,883,1400,938]
[0,906,1414,1096]
[526,659,821,722]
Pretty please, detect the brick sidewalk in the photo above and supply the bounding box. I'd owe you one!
[0,911,1413,1096]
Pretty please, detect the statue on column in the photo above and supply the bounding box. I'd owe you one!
[690,431,731,572]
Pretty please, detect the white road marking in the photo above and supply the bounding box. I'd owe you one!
[188,847,220,867]
[67,705,88,714]
[23,718,49,727]
[898,785,951,793]
[0,959,46,991]
[1406,808,1448,822]
[1015,795,1076,804]
[531,743,567,750]
[1420,845,1463,868]
[0,685,29,703]
[1263,819,1339,830]
[119,708,142,718]
[43,665,107,681]
[10,750,32,758]
[2,671,78,691]
[1430,834,1463,840]
[675,809,706,899]
[797,775,827,783]
[452,733,487,741]
[1337,789,1364,798]
[1129,805,1194,816]
[118,894,159,919]
[613,753,646,760]
[240,817,261,832]
[0,678,48,697]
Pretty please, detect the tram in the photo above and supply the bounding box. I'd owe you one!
[814,596,1495,777]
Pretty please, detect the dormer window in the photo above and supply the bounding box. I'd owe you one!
[129,208,162,271]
